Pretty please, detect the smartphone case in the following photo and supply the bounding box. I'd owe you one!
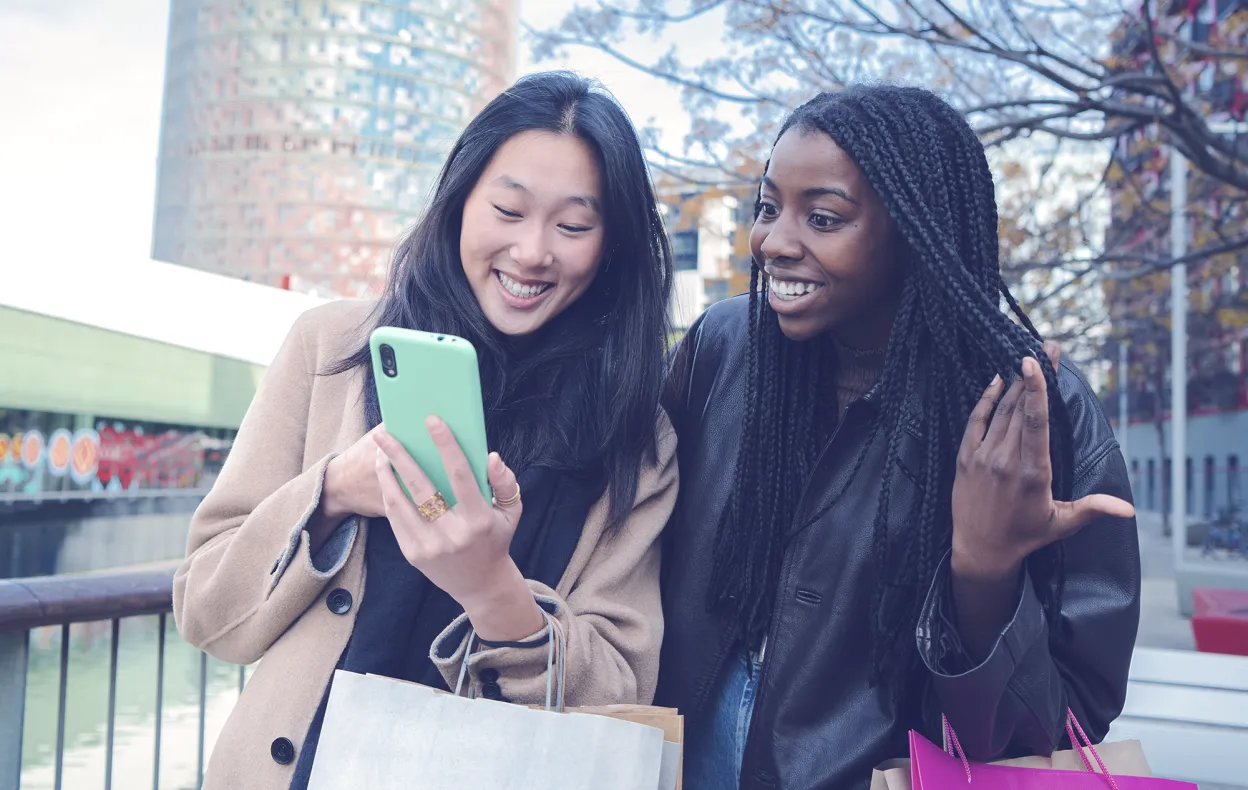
[369,327,491,507]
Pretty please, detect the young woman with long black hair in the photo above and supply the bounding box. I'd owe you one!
[173,71,677,790]
[658,85,1140,790]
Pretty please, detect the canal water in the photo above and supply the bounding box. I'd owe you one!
[20,618,251,790]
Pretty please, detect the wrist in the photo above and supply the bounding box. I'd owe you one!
[951,538,1024,585]
[457,562,545,643]
[320,456,350,522]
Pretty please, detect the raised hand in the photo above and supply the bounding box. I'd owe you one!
[951,345,1135,583]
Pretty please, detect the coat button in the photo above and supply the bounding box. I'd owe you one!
[479,668,500,683]
[481,681,504,700]
[271,737,295,765]
[326,588,352,615]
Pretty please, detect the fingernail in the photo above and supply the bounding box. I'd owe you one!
[991,374,1001,386]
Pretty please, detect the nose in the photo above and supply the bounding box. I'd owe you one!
[509,223,553,269]
[759,211,803,263]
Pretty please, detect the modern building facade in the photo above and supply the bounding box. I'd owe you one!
[151,0,518,297]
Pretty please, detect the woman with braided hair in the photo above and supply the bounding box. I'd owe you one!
[656,84,1140,790]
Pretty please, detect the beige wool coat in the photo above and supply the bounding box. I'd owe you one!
[172,299,679,790]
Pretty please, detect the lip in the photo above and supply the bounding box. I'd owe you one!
[765,270,825,315]
[494,271,554,310]
[494,269,552,288]
[768,286,822,315]
[764,266,822,285]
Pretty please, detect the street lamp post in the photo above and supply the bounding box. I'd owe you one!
[1169,121,1248,610]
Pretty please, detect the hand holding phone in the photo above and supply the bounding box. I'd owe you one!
[369,327,491,506]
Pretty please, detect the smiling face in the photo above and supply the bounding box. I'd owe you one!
[459,130,606,336]
[750,127,904,346]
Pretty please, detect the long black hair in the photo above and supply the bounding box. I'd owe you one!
[707,84,1075,697]
[332,71,673,528]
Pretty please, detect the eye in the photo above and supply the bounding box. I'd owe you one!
[810,212,844,231]
[558,223,593,233]
[757,201,779,219]
[493,205,521,219]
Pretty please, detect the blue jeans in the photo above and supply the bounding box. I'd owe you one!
[684,650,763,790]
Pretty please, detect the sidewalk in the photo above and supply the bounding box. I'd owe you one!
[1134,512,1197,650]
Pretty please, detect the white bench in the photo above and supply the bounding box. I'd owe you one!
[1106,647,1248,788]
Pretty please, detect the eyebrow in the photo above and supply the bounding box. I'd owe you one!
[493,175,601,213]
[761,176,859,206]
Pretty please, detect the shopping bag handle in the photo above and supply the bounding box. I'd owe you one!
[940,709,1119,789]
[452,609,569,713]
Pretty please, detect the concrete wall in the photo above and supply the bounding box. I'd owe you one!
[0,305,264,429]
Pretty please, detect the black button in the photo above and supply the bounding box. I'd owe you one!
[326,588,352,615]
[479,668,500,683]
[270,737,295,765]
[481,681,503,700]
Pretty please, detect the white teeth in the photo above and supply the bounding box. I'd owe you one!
[497,272,551,299]
[769,278,822,301]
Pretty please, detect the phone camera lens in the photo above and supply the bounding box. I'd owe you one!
[379,344,398,378]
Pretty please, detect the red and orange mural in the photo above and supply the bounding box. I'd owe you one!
[0,411,234,497]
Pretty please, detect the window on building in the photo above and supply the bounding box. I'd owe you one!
[704,278,729,306]
[1186,456,1194,515]
[1206,455,1217,518]
[672,229,698,272]
[1230,455,1241,510]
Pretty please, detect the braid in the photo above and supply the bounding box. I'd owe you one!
[707,84,1077,704]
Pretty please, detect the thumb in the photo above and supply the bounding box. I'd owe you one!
[1052,494,1135,538]
[488,453,522,523]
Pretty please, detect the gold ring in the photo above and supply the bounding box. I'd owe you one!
[416,492,450,522]
[494,484,521,508]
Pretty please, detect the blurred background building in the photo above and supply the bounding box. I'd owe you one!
[150,0,519,298]
[1103,0,1248,519]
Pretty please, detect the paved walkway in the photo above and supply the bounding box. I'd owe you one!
[1134,512,1198,650]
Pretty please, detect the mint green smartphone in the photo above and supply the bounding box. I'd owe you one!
[369,327,491,507]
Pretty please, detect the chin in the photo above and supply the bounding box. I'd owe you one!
[775,315,826,342]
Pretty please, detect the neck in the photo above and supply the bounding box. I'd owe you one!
[829,334,886,417]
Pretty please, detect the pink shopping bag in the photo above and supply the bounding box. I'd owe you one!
[906,710,1196,789]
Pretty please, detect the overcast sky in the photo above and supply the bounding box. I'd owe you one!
[0,0,710,274]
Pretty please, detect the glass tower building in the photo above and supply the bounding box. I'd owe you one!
[151,0,517,297]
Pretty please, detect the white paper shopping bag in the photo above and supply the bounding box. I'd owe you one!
[307,612,671,789]
[307,670,666,789]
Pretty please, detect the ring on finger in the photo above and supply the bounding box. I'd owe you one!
[416,492,450,522]
[494,483,521,508]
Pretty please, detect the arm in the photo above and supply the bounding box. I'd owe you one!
[919,359,1141,761]
[172,312,361,665]
[429,419,679,706]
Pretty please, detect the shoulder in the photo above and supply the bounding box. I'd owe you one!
[1054,356,1118,470]
[291,299,379,364]
[686,294,751,353]
[636,409,679,500]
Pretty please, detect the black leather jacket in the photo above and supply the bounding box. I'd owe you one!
[656,296,1141,790]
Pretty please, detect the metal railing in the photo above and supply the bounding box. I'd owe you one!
[0,565,239,790]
